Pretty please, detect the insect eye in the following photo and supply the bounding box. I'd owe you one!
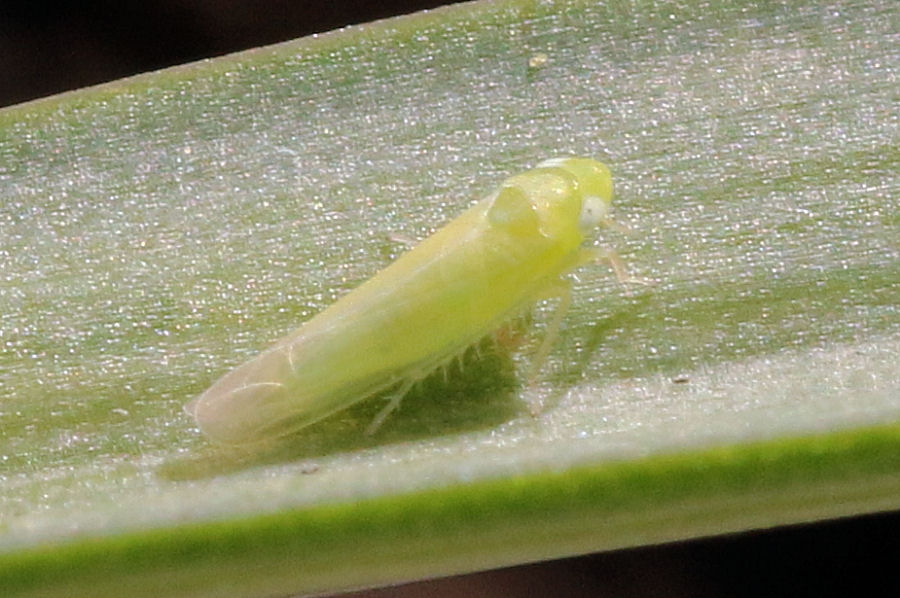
[579,196,609,231]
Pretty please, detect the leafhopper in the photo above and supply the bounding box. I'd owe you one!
[188,157,617,444]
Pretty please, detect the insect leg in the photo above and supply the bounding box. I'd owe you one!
[579,247,652,288]
[365,377,417,435]
[600,216,632,235]
[528,279,572,382]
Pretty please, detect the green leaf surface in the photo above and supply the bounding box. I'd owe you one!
[1,0,898,596]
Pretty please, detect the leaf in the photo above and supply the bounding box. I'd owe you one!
[1,0,898,596]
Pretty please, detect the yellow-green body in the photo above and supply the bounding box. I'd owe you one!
[188,158,614,444]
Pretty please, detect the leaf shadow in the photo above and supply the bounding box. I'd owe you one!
[159,337,522,481]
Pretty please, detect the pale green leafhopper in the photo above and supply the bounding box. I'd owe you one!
[188,157,616,444]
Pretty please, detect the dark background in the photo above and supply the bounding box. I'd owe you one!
[2,1,897,595]
[345,511,899,597]
[0,0,457,107]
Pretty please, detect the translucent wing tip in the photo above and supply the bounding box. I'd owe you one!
[187,380,290,445]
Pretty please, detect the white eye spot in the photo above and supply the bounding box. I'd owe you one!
[536,157,572,168]
[579,196,608,231]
